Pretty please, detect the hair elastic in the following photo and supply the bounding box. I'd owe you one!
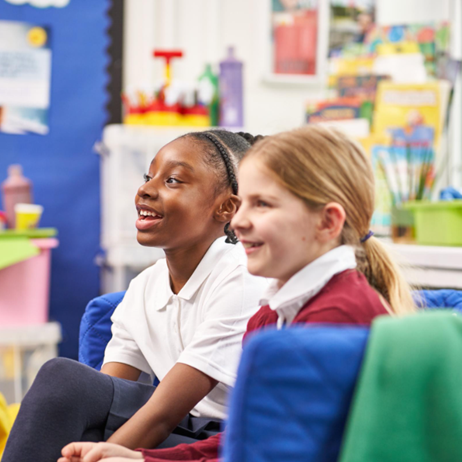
[360,230,374,243]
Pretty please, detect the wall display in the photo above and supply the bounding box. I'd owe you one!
[0,20,51,135]
[4,0,70,8]
[0,0,109,359]
[262,0,329,83]
[329,0,376,57]
[271,0,319,75]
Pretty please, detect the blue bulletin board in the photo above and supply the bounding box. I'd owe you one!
[0,0,110,358]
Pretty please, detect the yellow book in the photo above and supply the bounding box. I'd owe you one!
[328,57,376,87]
[373,81,443,149]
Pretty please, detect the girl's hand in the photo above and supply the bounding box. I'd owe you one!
[58,442,143,462]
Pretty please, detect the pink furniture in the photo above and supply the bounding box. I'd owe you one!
[0,238,58,327]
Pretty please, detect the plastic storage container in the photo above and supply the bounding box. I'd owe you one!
[0,238,58,326]
[0,322,61,403]
[404,200,462,246]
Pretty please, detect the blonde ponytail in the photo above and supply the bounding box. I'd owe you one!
[245,125,417,315]
[356,237,416,314]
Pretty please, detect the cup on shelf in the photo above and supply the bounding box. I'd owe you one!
[14,203,43,230]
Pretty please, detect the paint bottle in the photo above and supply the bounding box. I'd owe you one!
[198,63,219,126]
[1,165,33,229]
[219,47,244,128]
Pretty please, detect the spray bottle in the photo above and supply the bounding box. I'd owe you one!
[219,47,244,128]
[1,165,33,228]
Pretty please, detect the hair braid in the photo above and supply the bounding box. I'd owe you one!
[181,129,263,245]
[203,133,239,195]
[202,133,239,243]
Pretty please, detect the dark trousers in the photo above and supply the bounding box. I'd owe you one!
[2,358,221,462]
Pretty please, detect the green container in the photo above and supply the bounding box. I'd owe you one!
[404,200,462,246]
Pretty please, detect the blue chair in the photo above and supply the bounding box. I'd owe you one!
[77,289,462,462]
[78,291,126,370]
[223,326,369,462]
[417,290,462,312]
[78,289,462,369]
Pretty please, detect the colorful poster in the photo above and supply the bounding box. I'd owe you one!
[329,0,376,57]
[0,20,52,135]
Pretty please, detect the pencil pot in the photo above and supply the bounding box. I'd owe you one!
[404,200,462,246]
[391,205,415,244]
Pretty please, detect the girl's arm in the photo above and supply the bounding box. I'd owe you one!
[102,362,142,381]
[140,433,221,461]
[107,363,218,449]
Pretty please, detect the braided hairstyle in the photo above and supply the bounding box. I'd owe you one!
[182,129,263,244]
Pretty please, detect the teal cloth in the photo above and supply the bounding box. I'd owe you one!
[340,312,462,462]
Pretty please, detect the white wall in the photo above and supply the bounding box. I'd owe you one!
[376,0,450,25]
[123,0,460,185]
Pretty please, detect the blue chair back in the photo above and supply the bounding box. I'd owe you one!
[417,290,462,311]
[78,291,126,370]
[222,326,369,462]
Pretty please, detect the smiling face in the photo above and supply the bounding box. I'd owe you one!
[135,137,229,250]
[231,157,327,286]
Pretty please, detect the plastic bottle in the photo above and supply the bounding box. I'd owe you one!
[219,47,244,128]
[198,63,219,126]
[1,165,33,229]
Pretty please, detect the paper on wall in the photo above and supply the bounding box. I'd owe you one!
[0,20,51,135]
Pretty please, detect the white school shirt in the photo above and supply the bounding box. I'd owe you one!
[259,245,357,329]
[103,237,267,420]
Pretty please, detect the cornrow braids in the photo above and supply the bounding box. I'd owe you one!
[202,132,239,195]
[235,132,265,146]
[181,129,263,245]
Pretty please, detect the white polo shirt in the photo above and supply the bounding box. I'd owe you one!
[103,237,267,420]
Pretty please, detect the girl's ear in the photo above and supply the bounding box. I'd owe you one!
[317,202,346,243]
[214,194,240,223]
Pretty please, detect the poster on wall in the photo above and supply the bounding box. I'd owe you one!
[0,20,52,135]
[271,0,319,76]
[329,0,376,57]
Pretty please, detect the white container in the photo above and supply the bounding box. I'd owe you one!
[100,125,210,292]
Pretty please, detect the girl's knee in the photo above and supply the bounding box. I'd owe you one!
[25,358,99,415]
[36,357,81,384]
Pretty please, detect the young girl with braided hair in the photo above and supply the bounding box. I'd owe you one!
[58,125,416,462]
[2,130,268,462]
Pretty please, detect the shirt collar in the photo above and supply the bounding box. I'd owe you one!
[153,237,233,311]
[259,245,357,328]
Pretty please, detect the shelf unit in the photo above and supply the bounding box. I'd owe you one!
[0,322,61,403]
[384,242,462,289]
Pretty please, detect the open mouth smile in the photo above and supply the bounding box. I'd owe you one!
[136,206,163,231]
